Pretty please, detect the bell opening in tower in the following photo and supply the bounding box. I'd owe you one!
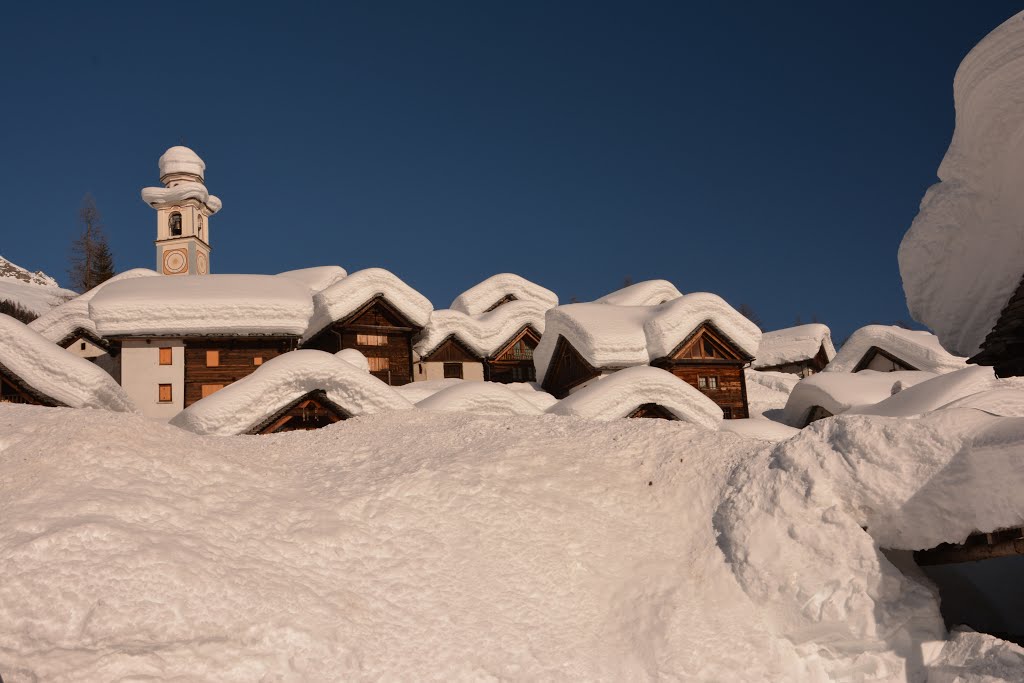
[169,212,182,237]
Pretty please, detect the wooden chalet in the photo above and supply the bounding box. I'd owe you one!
[303,295,423,386]
[181,337,299,407]
[851,346,917,373]
[970,272,1024,377]
[543,322,753,419]
[758,344,831,377]
[248,390,349,434]
[0,362,63,406]
[416,334,484,380]
[484,325,540,383]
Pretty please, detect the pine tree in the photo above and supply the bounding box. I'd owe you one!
[69,194,115,292]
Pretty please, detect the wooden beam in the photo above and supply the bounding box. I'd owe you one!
[914,527,1024,565]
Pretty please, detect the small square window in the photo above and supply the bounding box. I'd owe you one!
[201,384,224,398]
[356,334,388,346]
[698,376,708,390]
[443,362,463,379]
[253,356,263,366]
[159,347,173,365]
[80,342,87,351]
[206,350,220,367]
[158,384,172,403]
[708,377,718,390]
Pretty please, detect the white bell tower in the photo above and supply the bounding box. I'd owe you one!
[141,146,223,276]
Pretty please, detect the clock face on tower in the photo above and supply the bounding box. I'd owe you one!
[162,248,188,275]
[197,251,208,275]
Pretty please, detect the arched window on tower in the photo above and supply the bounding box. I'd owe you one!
[169,212,182,236]
[197,214,204,239]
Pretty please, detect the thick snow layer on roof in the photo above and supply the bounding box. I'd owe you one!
[415,382,542,416]
[276,266,348,292]
[782,370,936,426]
[825,324,968,374]
[5,402,1024,677]
[504,382,559,410]
[414,300,548,358]
[938,385,1024,417]
[158,145,205,179]
[449,273,558,316]
[307,268,432,340]
[594,279,683,306]
[547,366,722,428]
[170,350,412,435]
[899,11,1024,356]
[141,181,222,213]
[744,369,800,420]
[753,323,835,369]
[0,314,135,411]
[847,365,1001,418]
[335,348,369,372]
[534,293,762,379]
[28,268,159,343]
[90,275,313,337]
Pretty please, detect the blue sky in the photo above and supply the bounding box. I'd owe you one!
[0,2,1019,341]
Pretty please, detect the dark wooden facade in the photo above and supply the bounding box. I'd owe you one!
[183,336,298,407]
[0,362,63,406]
[627,403,677,420]
[250,390,349,434]
[757,343,831,377]
[970,272,1024,377]
[652,323,752,419]
[303,296,420,386]
[421,336,481,364]
[541,335,600,398]
[485,326,540,383]
[915,525,1024,565]
[852,346,917,373]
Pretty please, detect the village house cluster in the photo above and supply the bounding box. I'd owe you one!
[0,146,995,435]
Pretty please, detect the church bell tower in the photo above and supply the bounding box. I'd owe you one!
[141,146,222,276]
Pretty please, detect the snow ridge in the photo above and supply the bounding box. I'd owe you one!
[824,325,968,374]
[449,273,557,316]
[594,279,683,306]
[306,268,433,341]
[415,299,548,359]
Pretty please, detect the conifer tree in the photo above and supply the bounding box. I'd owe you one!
[69,194,115,292]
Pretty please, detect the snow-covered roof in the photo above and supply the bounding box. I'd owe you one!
[159,146,206,179]
[276,266,348,292]
[847,365,1002,419]
[414,382,543,416]
[449,273,558,316]
[28,268,160,344]
[781,370,936,426]
[824,325,968,375]
[753,324,835,369]
[141,182,223,214]
[306,268,433,341]
[547,366,723,428]
[90,275,313,337]
[594,279,683,306]
[170,350,413,435]
[0,314,135,411]
[414,300,548,359]
[898,11,1024,357]
[534,293,762,380]
[335,348,369,373]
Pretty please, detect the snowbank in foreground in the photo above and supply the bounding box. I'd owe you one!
[899,10,1024,357]
[170,350,412,435]
[2,406,1023,679]
[546,366,723,428]
[0,314,135,412]
[415,381,542,416]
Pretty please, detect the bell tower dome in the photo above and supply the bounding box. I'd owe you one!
[141,146,223,276]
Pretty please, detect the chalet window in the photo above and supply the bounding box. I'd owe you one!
[356,334,388,346]
[80,342,87,351]
[169,212,182,236]
[708,376,718,390]
[158,384,172,403]
[418,365,424,375]
[253,356,263,366]
[443,363,463,379]
[698,376,707,390]
[206,350,220,367]
[367,357,389,372]
[159,347,173,365]
[201,384,224,398]
[722,407,732,419]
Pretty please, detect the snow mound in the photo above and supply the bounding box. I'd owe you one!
[393,378,464,404]
[940,386,1024,418]
[335,348,370,373]
[594,279,683,306]
[899,11,1024,356]
[415,381,542,416]
[28,269,159,343]
[714,408,1024,678]
[547,366,723,428]
[745,368,801,419]
[848,365,1000,418]
[0,314,135,411]
[504,382,559,410]
[782,370,937,426]
[718,418,800,442]
[91,274,313,337]
[276,265,348,292]
[170,350,412,435]
[754,323,835,369]
[534,293,761,380]
[449,273,558,316]
[307,268,432,340]
[825,325,968,374]
[928,628,1024,682]
[414,299,548,359]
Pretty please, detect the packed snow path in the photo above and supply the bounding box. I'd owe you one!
[1,406,1022,680]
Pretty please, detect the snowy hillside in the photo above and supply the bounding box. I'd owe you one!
[2,405,1023,680]
[0,255,75,316]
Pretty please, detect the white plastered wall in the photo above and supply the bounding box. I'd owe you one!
[121,339,185,420]
[413,361,485,382]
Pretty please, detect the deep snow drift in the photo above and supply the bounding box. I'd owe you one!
[2,404,1023,680]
